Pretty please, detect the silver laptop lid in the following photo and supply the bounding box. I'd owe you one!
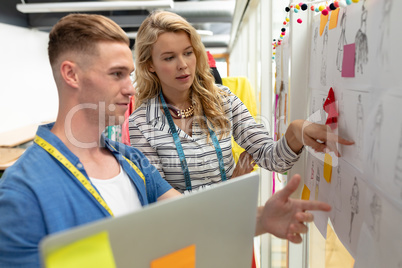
[40,172,260,267]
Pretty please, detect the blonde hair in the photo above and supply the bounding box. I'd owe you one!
[134,11,230,138]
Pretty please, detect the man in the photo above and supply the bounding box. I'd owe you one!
[0,14,330,267]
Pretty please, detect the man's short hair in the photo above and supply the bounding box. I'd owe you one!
[48,13,130,67]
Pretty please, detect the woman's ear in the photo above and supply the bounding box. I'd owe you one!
[60,61,79,88]
[148,63,155,73]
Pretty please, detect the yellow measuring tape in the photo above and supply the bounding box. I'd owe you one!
[34,135,146,217]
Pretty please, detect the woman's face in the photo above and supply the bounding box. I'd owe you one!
[149,31,196,97]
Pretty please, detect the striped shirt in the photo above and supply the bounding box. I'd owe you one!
[128,86,300,193]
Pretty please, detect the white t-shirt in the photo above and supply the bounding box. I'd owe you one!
[89,166,142,217]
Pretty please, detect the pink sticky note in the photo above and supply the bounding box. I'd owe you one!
[342,43,355,77]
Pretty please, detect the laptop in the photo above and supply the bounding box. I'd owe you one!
[39,173,260,267]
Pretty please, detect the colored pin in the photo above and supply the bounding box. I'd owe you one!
[319,5,325,11]
[322,9,329,16]
[334,1,340,8]
[346,0,352,5]
[301,4,308,11]
[329,3,337,10]
[297,18,303,24]
[285,7,291,12]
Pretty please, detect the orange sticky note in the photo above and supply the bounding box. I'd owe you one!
[151,245,196,268]
[301,184,311,200]
[320,14,329,36]
[329,8,340,30]
[324,153,332,183]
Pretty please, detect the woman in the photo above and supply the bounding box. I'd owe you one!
[129,11,353,193]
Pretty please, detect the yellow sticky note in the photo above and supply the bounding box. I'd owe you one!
[320,14,329,36]
[46,231,116,268]
[301,184,311,200]
[324,153,333,183]
[329,8,340,30]
[151,244,196,268]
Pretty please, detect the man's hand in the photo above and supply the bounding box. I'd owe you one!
[255,174,331,243]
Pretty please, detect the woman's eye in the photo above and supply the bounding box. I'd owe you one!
[165,57,174,61]
[185,51,193,56]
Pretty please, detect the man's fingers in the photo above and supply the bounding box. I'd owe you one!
[277,174,301,199]
[295,212,314,223]
[300,200,332,212]
[287,233,302,244]
[289,222,308,234]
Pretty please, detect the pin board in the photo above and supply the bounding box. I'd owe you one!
[296,1,402,266]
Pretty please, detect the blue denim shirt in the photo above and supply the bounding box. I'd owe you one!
[0,123,172,267]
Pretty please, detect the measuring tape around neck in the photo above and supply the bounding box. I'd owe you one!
[159,91,227,191]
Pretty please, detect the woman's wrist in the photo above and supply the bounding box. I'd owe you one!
[285,120,305,154]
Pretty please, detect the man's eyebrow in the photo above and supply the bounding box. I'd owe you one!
[109,66,132,72]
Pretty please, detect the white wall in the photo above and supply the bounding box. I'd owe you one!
[0,23,58,134]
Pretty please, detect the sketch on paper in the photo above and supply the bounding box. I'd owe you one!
[321,26,329,86]
[310,160,315,189]
[313,26,319,55]
[349,177,359,243]
[395,125,402,199]
[378,0,393,67]
[336,10,347,72]
[368,104,383,175]
[329,165,342,224]
[338,91,348,138]
[356,94,364,159]
[355,0,369,75]
[369,193,382,241]
[315,166,321,200]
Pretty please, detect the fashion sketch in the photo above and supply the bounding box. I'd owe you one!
[356,94,364,159]
[395,125,402,199]
[320,26,329,86]
[378,0,393,67]
[369,193,382,241]
[310,160,315,189]
[368,104,383,175]
[329,165,342,224]
[313,26,319,55]
[336,10,347,72]
[355,0,369,75]
[349,177,359,243]
[338,92,348,138]
[315,167,321,200]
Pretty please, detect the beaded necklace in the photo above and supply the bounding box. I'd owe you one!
[167,104,194,119]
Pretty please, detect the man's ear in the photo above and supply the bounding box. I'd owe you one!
[60,61,79,88]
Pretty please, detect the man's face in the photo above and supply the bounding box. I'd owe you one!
[77,41,135,126]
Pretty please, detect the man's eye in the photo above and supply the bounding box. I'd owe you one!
[165,57,174,61]
[112,72,122,78]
